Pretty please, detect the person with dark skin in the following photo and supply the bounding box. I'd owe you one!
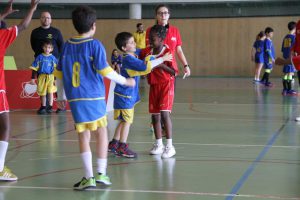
[140,25,177,158]
[0,0,40,181]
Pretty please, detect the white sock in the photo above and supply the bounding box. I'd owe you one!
[80,151,93,178]
[166,139,173,147]
[0,141,8,171]
[97,158,107,175]
[156,138,163,146]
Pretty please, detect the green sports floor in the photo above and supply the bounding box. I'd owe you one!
[1,78,300,200]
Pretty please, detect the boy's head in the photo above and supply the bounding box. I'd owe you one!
[149,24,167,48]
[288,21,296,31]
[42,40,53,55]
[112,49,118,56]
[115,32,136,53]
[136,23,143,31]
[265,27,274,38]
[72,6,96,34]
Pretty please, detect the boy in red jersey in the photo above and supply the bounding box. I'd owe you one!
[0,0,39,181]
[141,25,177,159]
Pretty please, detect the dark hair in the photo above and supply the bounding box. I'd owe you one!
[72,6,96,34]
[256,31,265,40]
[136,23,142,28]
[265,27,274,34]
[112,48,118,54]
[288,21,296,31]
[149,24,167,40]
[155,4,170,14]
[42,39,53,47]
[115,32,133,52]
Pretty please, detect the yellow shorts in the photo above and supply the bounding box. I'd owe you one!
[75,116,107,133]
[37,74,57,96]
[114,108,134,124]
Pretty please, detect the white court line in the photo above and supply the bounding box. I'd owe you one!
[9,138,300,149]
[133,115,286,123]
[139,102,292,106]
[29,154,78,161]
[0,185,298,200]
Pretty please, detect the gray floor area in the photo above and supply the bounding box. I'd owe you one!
[1,78,300,200]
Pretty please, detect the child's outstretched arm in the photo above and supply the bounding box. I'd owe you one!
[105,70,135,87]
[17,0,40,33]
[275,57,291,66]
[0,0,19,21]
[146,52,173,70]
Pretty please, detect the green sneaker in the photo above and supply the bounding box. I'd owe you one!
[0,166,18,181]
[96,173,112,185]
[73,177,96,190]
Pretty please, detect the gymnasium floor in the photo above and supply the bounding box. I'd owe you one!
[1,78,300,200]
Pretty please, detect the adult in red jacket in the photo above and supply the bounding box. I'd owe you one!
[145,4,191,78]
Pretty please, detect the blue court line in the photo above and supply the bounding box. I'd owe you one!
[225,123,286,200]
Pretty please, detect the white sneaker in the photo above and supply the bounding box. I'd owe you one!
[295,116,300,122]
[149,143,164,155]
[161,145,176,159]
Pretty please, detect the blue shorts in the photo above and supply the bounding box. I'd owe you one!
[255,55,264,63]
[283,64,296,73]
[69,99,106,123]
[264,63,273,69]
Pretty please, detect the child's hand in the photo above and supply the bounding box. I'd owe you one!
[125,78,136,87]
[4,0,19,17]
[29,79,36,85]
[162,52,173,62]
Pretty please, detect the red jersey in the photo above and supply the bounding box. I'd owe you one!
[140,45,175,85]
[0,26,17,91]
[292,20,300,55]
[146,24,182,70]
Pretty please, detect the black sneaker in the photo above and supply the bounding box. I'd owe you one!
[46,106,53,114]
[56,108,66,113]
[37,106,46,114]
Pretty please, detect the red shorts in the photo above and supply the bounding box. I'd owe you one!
[0,91,9,114]
[149,79,175,114]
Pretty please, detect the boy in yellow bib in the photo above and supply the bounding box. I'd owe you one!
[30,40,57,114]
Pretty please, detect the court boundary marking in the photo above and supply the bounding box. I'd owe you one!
[225,123,287,200]
[0,185,298,200]
[9,138,300,149]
